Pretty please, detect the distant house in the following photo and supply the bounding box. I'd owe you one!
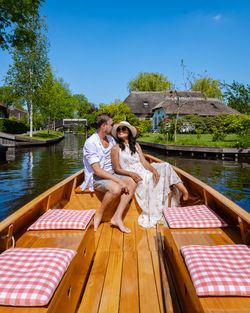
[123,90,240,129]
[0,102,28,120]
[124,91,168,120]
[8,105,28,120]
[152,91,240,129]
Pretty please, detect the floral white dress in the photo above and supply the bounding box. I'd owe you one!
[119,145,182,228]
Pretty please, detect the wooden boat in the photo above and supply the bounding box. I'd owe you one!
[0,154,249,313]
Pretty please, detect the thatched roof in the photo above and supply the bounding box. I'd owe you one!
[124,90,240,116]
[124,91,168,115]
[154,91,240,116]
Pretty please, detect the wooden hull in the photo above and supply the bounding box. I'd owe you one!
[0,154,249,313]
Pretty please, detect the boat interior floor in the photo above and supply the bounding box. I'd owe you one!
[77,198,165,313]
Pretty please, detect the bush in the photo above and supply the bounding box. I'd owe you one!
[211,126,226,141]
[138,120,152,136]
[0,118,29,134]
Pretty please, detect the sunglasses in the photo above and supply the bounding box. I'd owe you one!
[117,126,128,132]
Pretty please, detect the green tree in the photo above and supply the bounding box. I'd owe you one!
[191,77,222,99]
[98,99,139,125]
[0,85,23,108]
[36,67,77,131]
[0,0,44,50]
[73,94,94,118]
[5,14,49,137]
[222,81,250,114]
[128,72,172,92]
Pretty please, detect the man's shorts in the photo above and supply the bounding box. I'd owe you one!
[93,173,127,193]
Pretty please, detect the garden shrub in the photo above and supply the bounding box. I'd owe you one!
[138,120,152,136]
[0,118,28,134]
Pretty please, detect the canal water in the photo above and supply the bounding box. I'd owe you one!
[0,133,249,221]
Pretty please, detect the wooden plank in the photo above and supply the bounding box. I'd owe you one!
[151,251,164,313]
[119,251,139,313]
[110,227,124,252]
[98,252,123,313]
[135,223,149,251]
[123,219,136,251]
[97,223,113,252]
[137,250,161,313]
[147,228,158,251]
[77,250,109,313]
[95,223,104,250]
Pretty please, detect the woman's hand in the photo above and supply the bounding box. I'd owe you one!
[152,169,160,185]
[129,172,143,183]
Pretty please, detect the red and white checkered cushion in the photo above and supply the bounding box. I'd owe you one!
[163,205,227,228]
[181,245,250,296]
[28,209,95,230]
[0,248,76,306]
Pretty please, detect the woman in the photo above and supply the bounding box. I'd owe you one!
[111,121,189,228]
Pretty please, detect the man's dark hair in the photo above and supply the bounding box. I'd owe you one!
[94,113,113,129]
[117,128,137,154]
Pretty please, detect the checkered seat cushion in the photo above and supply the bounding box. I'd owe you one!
[28,209,95,230]
[181,245,250,296]
[0,248,76,306]
[163,205,227,228]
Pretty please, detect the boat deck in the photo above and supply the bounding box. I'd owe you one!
[76,196,167,313]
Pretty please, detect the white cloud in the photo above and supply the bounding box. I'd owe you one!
[213,14,222,21]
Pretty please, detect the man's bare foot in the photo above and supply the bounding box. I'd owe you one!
[94,213,102,231]
[110,217,131,233]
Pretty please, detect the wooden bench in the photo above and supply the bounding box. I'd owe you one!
[0,220,95,313]
[159,225,250,313]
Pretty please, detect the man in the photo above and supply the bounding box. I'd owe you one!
[81,113,137,233]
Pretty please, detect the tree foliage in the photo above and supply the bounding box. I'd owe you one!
[0,0,44,50]
[222,81,250,114]
[35,66,78,129]
[191,77,222,99]
[73,94,94,118]
[0,85,23,108]
[5,14,49,136]
[128,72,172,92]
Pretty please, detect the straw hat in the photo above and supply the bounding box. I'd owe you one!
[111,121,138,140]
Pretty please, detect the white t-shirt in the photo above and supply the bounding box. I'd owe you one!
[80,132,116,191]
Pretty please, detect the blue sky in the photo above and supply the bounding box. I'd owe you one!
[0,0,249,105]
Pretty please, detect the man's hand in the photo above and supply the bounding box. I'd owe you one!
[129,172,143,183]
[119,180,129,194]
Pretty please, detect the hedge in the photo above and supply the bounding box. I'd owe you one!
[0,118,29,134]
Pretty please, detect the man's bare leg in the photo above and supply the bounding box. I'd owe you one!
[94,182,122,231]
[110,177,137,233]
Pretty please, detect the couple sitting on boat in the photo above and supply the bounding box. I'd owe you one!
[81,113,189,233]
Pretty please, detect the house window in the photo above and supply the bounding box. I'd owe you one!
[143,102,149,107]
[210,103,217,109]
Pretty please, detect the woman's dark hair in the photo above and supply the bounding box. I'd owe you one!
[117,127,137,154]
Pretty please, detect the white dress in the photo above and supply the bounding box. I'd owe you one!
[119,145,182,228]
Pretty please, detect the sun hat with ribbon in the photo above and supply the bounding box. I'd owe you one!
[111,121,138,140]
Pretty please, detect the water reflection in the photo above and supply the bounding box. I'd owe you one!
[0,134,249,222]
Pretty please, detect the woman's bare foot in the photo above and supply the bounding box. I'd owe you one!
[110,217,131,233]
[94,213,102,231]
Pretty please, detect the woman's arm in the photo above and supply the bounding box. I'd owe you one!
[111,145,142,183]
[136,143,160,184]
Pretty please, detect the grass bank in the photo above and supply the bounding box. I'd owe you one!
[138,133,249,148]
[18,130,63,140]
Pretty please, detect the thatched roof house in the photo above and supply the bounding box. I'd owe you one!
[124,91,168,119]
[153,90,239,116]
